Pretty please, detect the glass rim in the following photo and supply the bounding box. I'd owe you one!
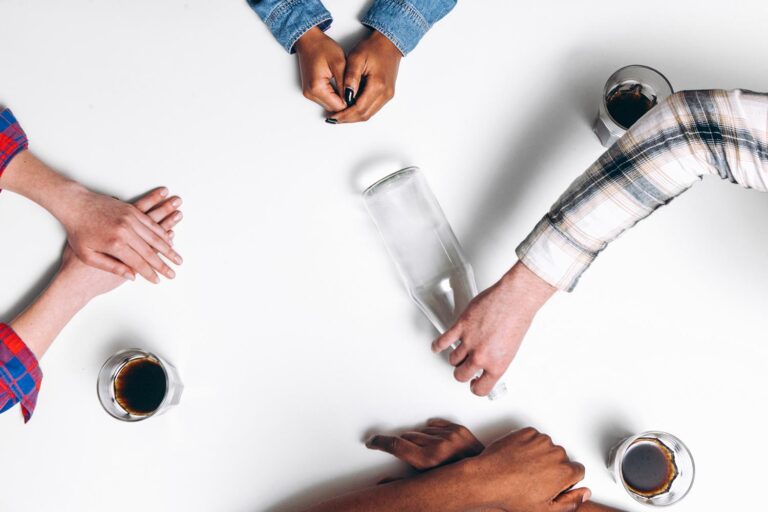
[97,348,173,422]
[603,64,674,96]
[614,430,695,506]
[601,64,674,131]
[362,166,420,198]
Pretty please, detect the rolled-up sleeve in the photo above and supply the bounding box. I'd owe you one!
[361,0,457,56]
[0,108,29,180]
[0,323,43,422]
[517,90,768,291]
[247,0,333,53]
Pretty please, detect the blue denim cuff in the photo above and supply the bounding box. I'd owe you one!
[361,0,430,56]
[261,0,333,53]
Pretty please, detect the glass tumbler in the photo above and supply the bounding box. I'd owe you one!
[363,167,507,400]
[97,348,183,422]
[608,431,695,506]
[593,65,674,147]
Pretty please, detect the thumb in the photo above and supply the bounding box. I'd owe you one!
[553,487,591,512]
[343,53,365,100]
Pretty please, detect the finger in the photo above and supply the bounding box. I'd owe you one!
[133,187,169,212]
[426,418,455,428]
[366,435,423,465]
[132,208,173,245]
[167,230,175,240]
[400,432,440,447]
[469,370,500,397]
[454,357,482,383]
[126,230,176,280]
[114,245,160,284]
[552,487,591,512]
[306,75,346,112]
[343,53,365,100]
[330,60,349,107]
[330,88,389,124]
[448,341,469,366]
[432,323,462,353]
[376,476,404,485]
[80,250,135,281]
[144,196,182,222]
[129,216,183,266]
[160,210,183,231]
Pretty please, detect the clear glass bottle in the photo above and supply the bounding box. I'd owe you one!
[363,167,507,400]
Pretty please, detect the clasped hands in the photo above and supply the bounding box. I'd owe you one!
[294,27,401,124]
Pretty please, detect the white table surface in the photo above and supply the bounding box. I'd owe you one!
[1,1,767,511]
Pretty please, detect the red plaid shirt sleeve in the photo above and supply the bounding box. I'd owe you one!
[0,108,29,179]
[0,323,43,422]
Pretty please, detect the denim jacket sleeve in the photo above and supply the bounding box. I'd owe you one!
[247,0,333,53]
[361,0,457,56]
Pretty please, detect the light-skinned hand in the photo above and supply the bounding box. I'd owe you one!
[294,27,347,113]
[327,30,401,124]
[433,261,556,397]
[58,187,184,299]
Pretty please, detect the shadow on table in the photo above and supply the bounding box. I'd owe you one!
[0,259,59,321]
[263,416,521,512]
[596,418,634,468]
[460,51,608,267]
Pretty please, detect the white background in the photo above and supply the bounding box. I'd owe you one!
[1,1,767,511]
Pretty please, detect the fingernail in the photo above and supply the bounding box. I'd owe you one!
[159,188,169,197]
[174,254,183,264]
[171,198,182,207]
[152,275,160,284]
[169,231,175,239]
[365,436,377,448]
[344,87,355,107]
[174,212,183,221]
[325,118,338,124]
[583,489,591,502]
[166,269,176,279]
[123,272,135,281]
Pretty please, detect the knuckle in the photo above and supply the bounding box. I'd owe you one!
[302,88,314,100]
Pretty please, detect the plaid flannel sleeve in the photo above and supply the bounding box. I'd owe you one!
[0,108,29,179]
[0,323,43,422]
[517,89,768,291]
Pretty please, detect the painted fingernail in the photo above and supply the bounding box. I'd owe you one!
[344,87,355,107]
[159,188,169,197]
[123,272,135,281]
[325,118,338,124]
[171,197,182,207]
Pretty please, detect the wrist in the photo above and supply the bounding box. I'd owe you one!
[369,30,402,58]
[294,26,324,53]
[49,265,94,311]
[1,151,86,221]
[499,261,557,312]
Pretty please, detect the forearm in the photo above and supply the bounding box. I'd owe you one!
[302,460,480,512]
[0,150,88,223]
[362,0,457,55]
[10,267,90,359]
[517,89,768,291]
[247,0,332,53]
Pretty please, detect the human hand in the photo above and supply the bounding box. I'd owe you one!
[57,184,183,284]
[294,27,347,113]
[367,418,484,471]
[57,187,184,301]
[432,261,556,397]
[463,427,590,512]
[326,30,401,124]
